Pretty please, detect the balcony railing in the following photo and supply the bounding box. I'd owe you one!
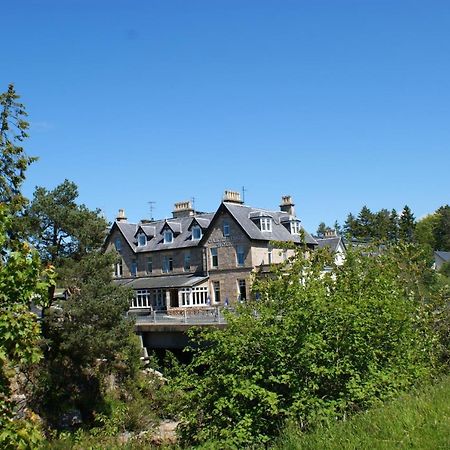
[130,307,227,325]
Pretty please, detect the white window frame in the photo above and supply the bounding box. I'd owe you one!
[192,226,202,240]
[260,217,272,232]
[131,289,151,309]
[180,286,209,307]
[290,221,301,234]
[164,230,173,244]
[114,259,123,277]
[137,232,147,247]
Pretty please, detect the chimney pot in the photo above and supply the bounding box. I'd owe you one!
[116,209,127,222]
[280,195,295,216]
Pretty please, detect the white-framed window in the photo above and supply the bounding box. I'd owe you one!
[184,251,191,271]
[260,217,272,232]
[164,230,173,244]
[223,221,230,237]
[114,259,123,277]
[180,286,209,307]
[131,289,151,309]
[192,226,202,240]
[211,248,218,268]
[115,237,122,251]
[146,257,153,274]
[290,221,301,234]
[162,256,173,273]
[131,259,137,276]
[236,245,245,266]
[238,279,247,301]
[268,248,272,265]
[137,232,147,247]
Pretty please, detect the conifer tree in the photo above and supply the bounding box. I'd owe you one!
[399,205,416,242]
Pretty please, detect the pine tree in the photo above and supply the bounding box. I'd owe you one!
[434,205,450,251]
[399,205,416,242]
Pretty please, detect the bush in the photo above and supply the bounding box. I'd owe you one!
[177,244,440,447]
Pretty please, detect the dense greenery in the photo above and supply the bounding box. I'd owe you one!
[176,244,443,447]
[0,85,54,448]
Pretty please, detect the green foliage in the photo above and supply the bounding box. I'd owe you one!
[26,179,108,265]
[176,245,439,447]
[0,84,36,211]
[31,259,140,427]
[274,374,450,450]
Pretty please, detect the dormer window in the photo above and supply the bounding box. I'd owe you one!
[137,233,147,247]
[260,217,272,232]
[290,221,301,235]
[164,230,173,244]
[192,226,202,240]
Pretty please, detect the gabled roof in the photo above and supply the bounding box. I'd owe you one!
[315,236,346,253]
[188,217,211,230]
[219,202,317,245]
[109,212,215,253]
[135,224,156,238]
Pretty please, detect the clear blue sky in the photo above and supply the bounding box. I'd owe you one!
[2,0,449,232]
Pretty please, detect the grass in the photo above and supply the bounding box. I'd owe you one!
[274,375,450,450]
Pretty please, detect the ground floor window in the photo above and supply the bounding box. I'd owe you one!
[130,289,166,309]
[179,286,209,307]
[238,279,247,301]
[132,289,151,308]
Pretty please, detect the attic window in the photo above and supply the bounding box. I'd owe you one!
[290,221,301,235]
[137,233,147,247]
[192,226,202,240]
[164,230,173,244]
[260,217,272,232]
[115,238,122,251]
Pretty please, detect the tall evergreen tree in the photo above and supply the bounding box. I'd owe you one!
[388,208,399,242]
[399,205,416,242]
[356,205,374,240]
[343,212,357,238]
[0,84,36,211]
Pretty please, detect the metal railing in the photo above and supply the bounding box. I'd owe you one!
[131,307,227,325]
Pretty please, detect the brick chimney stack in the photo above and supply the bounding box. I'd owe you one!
[280,195,295,216]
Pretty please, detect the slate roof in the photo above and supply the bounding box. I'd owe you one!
[315,236,345,253]
[115,213,214,253]
[116,274,208,289]
[222,202,317,245]
[434,251,450,264]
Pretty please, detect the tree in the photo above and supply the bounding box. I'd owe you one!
[356,205,374,240]
[31,252,140,427]
[0,84,36,211]
[177,245,438,447]
[26,179,108,265]
[343,213,357,238]
[316,222,328,237]
[0,85,53,447]
[434,205,450,251]
[388,208,399,242]
[399,205,415,242]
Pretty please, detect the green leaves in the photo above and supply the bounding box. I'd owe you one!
[177,245,441,446]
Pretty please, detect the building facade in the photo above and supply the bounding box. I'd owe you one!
[104,191,317,313]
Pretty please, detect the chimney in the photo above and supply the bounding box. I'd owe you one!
[172,201,195,218]
[223,190,243,204]
[280,195,295,216]
[324,229,337,237]
[116,209,127,222]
